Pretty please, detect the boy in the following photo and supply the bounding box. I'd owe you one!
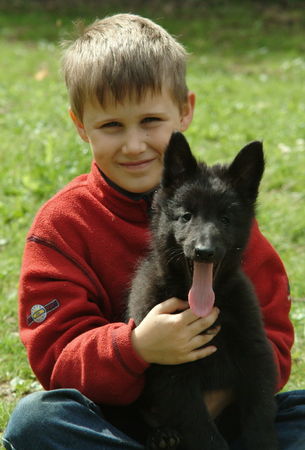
[3,13,305,450]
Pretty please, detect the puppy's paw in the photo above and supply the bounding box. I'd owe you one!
[147,427,181,449]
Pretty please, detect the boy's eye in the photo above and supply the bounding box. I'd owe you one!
[101,121,122,128]
[142,117,162,125]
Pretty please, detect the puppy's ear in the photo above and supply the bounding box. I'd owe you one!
[228,141,265,202]
[162,132,198,190]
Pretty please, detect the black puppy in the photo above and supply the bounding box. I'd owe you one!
[127,132,278,450]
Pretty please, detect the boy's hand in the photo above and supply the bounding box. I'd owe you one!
[131,298,220,365]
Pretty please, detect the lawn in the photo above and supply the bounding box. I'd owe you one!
[1,0,305,439]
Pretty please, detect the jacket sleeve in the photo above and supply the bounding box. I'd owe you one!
[242,221,294,391]
[19,236,149,406]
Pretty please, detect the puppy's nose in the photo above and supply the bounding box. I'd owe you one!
[194,246,215,261]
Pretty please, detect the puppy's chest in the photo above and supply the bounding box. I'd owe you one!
[196,332,239,389]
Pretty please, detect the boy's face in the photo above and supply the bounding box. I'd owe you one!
[73,89,195,193]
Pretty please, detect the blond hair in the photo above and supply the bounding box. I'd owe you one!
[61,14,188,120]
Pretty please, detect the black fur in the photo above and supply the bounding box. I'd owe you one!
[127,132,278,450]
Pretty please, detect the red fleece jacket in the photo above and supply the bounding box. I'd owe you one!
[19,161,294,405]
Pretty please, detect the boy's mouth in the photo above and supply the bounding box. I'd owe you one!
[119,158,156,170]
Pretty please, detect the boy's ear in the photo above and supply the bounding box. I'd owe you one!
[180,91,195,132]
[162,131,198,190]
[69,109,89,143]
[228,141,265,202]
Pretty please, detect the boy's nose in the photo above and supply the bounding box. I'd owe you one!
[122,129,147,155]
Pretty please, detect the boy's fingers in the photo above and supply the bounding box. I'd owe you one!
[189,326,220,351]
[154,298,189,314]
[204,324,221,335]
[181,306,220,328]
[188,345,217,362]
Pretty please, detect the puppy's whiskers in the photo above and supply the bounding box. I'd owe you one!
[165,247,184,265]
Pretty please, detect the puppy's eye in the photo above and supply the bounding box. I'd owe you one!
[181,212,192,223]
[221,216,230,225]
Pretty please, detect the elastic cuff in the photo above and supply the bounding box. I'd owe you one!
[112,320,150,378]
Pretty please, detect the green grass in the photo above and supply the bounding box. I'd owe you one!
[1,0,305,437]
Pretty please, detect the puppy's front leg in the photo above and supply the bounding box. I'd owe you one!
[144,369,228,450]
[179,394,229,450]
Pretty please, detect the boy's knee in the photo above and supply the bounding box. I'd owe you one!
[7,391,48,430]
[3,389,92,448]
[3,391,48,448]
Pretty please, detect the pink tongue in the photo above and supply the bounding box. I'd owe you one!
[188,262,215,317]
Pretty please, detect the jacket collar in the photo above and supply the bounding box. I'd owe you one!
[87,162,155,224]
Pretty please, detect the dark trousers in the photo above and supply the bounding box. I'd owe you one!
[3,388,305,449]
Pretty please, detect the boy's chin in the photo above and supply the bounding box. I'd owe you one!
[116,173,161,194]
